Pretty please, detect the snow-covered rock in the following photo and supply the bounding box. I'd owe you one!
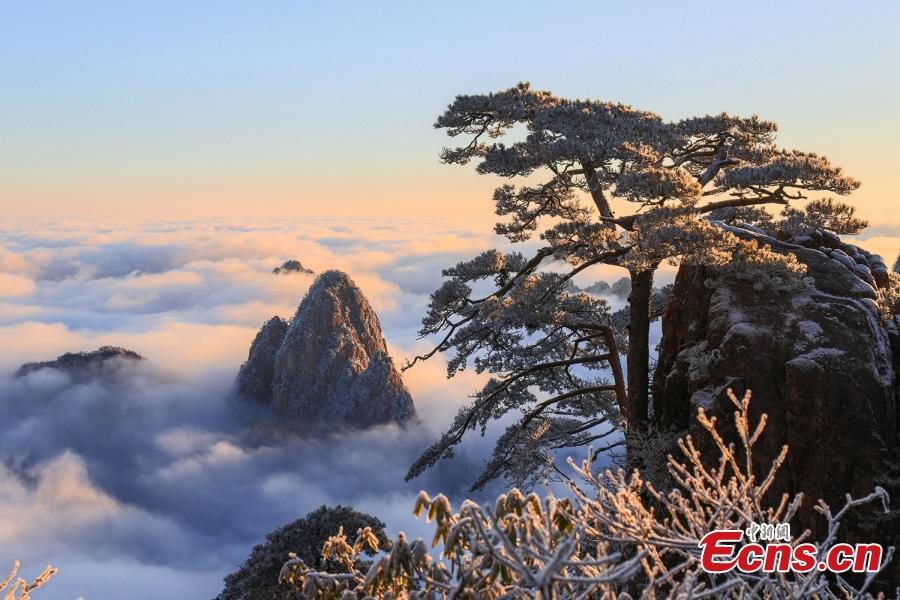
[236,271,415,429]
[236,317,288,403]
[654,227,898,562]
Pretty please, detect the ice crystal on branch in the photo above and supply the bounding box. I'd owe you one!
[624,207,736,271]
[876,270,900,319]
[406,253,624,486]
[0,562,56,600]
[615,166,702,205]
[718,150,860,196]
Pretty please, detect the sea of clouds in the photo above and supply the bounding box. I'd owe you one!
[0,217,895,599]
[0,218,504,598]
[0,217,631,599]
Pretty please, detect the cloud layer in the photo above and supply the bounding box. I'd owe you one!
[0,217,895,599]
[0,218,511,599]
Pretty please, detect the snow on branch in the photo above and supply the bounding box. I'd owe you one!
[282,390,894,599]
[405,243,629,488]
[0,562,57,600]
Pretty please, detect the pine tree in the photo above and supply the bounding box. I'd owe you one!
[218,506,390,600]
[406,83,859,489]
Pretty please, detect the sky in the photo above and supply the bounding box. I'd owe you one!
[0,1,898,224]
[0,2,898,598]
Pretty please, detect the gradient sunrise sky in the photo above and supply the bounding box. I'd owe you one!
[1,1,897,223]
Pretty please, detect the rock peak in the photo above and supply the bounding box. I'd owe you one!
[15,346,144,380]
[236,271,415,428]
[273,259,314,275]
[310,269,353,288]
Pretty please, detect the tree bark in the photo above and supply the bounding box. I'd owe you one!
[580,162,614,219]
[626,267,655,429]
[599,325,628,421]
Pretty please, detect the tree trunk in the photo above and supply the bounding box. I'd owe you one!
[599,325,627,421]
[626,267,654,429]
[581,162,614,219]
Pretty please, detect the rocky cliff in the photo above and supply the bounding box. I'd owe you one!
[653,225,899,578]
[236,317,288,402]
[236,271,415,428]
[15,346,144,381]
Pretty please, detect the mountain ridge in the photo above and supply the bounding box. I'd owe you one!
[15,346,144,380]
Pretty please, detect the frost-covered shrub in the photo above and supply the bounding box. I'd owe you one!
[710,239,811,293]
[0,562,56,599]
[876,269,900,320]
[218,506,389,600]
[281,391,893,598]
[777,197,868,237]
[626,207,738,271]
[617,422,680,492]
[706,205,775,232]
[706,198,868,241]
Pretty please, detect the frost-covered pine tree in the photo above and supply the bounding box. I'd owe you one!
[708,195,867,237]
[217,506,390,600]
[406,83,859,489]
[774,196,868,237]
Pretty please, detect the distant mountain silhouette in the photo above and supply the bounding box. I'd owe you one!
[15,346,144,381]
[272,260,314,275]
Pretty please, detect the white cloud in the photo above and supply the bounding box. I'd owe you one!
[0,273,35,298]
[0,218,506,599]
[2,216,893,599]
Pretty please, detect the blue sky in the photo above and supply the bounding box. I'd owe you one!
[0,1,897,220]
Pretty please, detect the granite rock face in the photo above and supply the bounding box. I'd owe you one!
[15,346,144,382]
[653,226,899,577]
[236,271,415,429]
[236,317,288,403]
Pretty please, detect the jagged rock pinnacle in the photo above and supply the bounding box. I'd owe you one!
[235,317,288,402]
[236,270,416,428]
